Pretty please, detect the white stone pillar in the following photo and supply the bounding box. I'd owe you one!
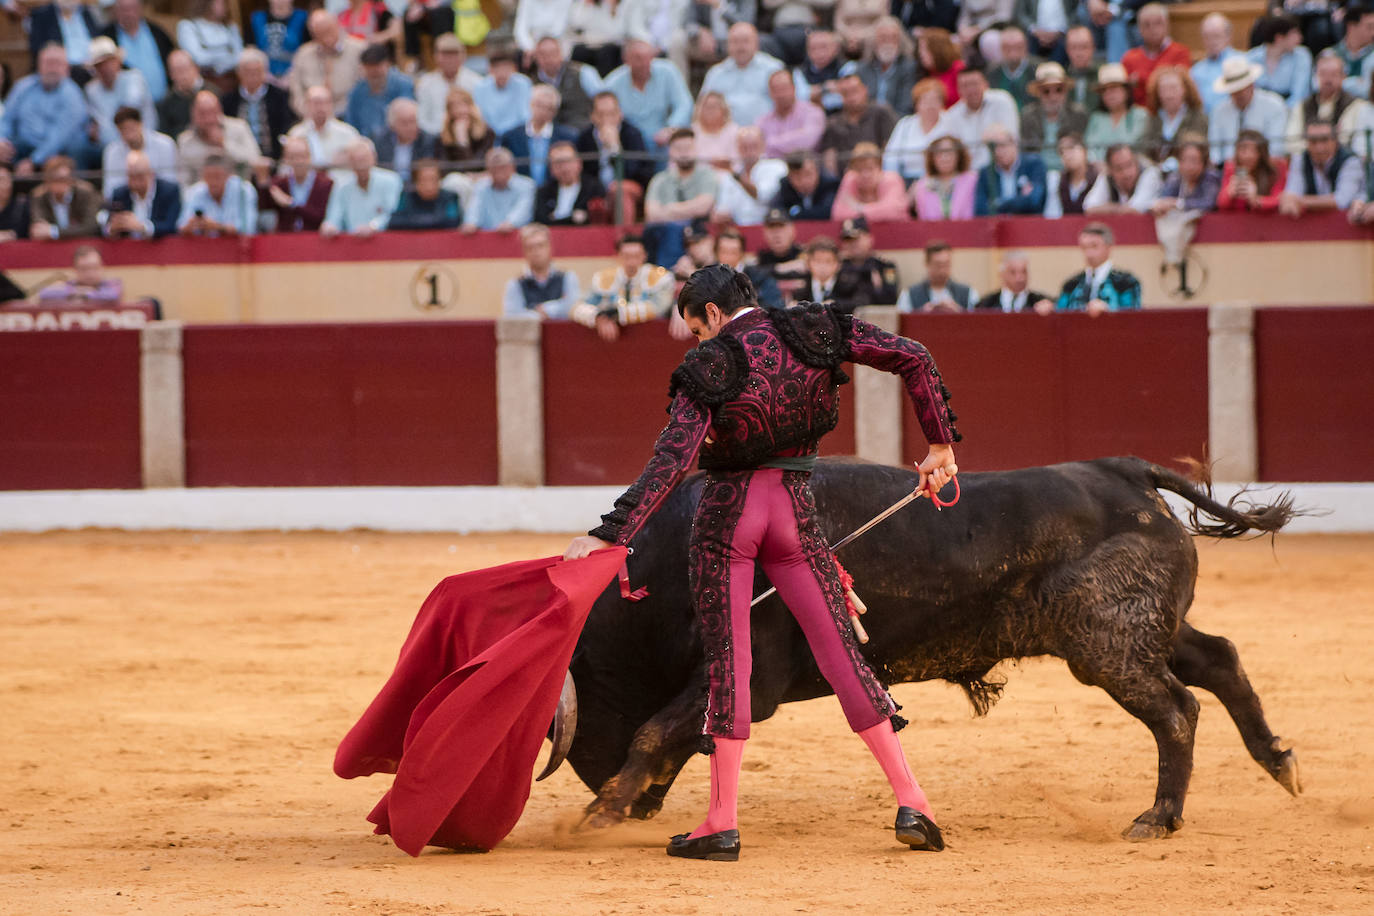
[496,317,546,487]
[140,321,186,488]
[1208,303,1258,482]
[852,305,903,466]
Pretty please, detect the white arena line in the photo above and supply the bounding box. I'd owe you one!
[0,484,1370,534]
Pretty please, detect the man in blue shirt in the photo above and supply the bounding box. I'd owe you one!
[499,85,578,187]
[473,47,532,137]
[698,22,784,127]
[346,43,415,141]
[603,37,694,152]
[101,0,173,102]
[321,139,404,237]
[0,43,92,175]
[462,147,536,232]
[178,154,259,237]
[1190,13,1243,114]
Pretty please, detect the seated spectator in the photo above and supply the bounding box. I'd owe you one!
[178,91,262,184]
[645,128,719,264]
[439,87,494,169]
[1013,0,1066,60]
[375,98,439,177]
[577,92,654,220]
[569,233,675,342]
[974,250,1052,314]
[27,1,100,75]
[835,0,887,59]
[698,23,784,128]
[1020,63,1088,172]
[794,29,848,114]
[757,68,827,159]
[853,16,918,116]
[1138,67,1207,167]
[1248,14,1311,108]
[337,0,400,48]
[37,246,122,304]
[258,136,333,232]
[416,33,482,136]
[1120,4,1192,109]
[535,140,607,226]
[29,155,101,239]
[897,239,978,313]
[714,227,784,309]
[1083,143,1163,213]
[346,44,414,140]
[665,0,730,82]
[322,138,402,236]
[835,214,899,308]
[499,85,578,186]
[221,48,294,160]
[672,221,717,283]
[462,146,536,233]
[820,73,899,176]
[1044,132,1099,217]
[1279,118,1365,218]
[290,10,366,117]
[831,141,908,222]
[1084,63,1145,161]
[757,208,808,300]
[916,28,964,108]
[157,51,203,141]
[503,222,581,319]
[178,0,244,86]
[178,153,258,236]
[693,91,740,168]
[249,0,309,82]
[85,37,156,147]
[1190,13,1242,115]
[988,26,1036,109]
[389,160,461,230]
[765,0,831,67]
[1208,57,1287,161]
[530,36,602,132]
[102,106,178,187]
[0,163,31,240]
[1289,51,1364,158]
[884,78,950,181]
[909,135,977,220]
[959,0,1012,52]
[287,85,362,173]
[712,126,787,226]
[975,127,1048,216]
[1056,222,1141,314]
[773,150,841,220]
[473,47,533,137]
[566,0,628,77]
[1332,3,1374,97]
[1150,137,1221,214]
[943,68,1018,171]
[797,234,842,306]
[604,38,693,152]
[1063,25,1101,113]
[0,44,90,176]
[1216,129,1288,212]
[105,150,180,239]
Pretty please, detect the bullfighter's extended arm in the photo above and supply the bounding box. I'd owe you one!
[845,317,961,446]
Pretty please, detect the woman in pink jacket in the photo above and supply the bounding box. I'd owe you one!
[830,142,911,222]
[908,136,977,220]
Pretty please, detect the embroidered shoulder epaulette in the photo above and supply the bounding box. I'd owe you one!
[668,334,750,407]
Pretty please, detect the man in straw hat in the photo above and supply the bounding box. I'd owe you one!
[85,36,157,147]
[1020,61,1088,170]
[1208,55,1288,160]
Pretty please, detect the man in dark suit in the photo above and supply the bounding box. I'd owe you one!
[575,91,656,194]
[771,151,840,221]
[973,250,1052,313]
[534,140,606,225]
[257,136,333,233]
[373,99,440,177]
[499,84,578,187]
[220,48,294,160]
[100,0,175,99]
[27,1,101,79]
[974,126,1048,216]
[105,149,181,239]
[28,155,102,239]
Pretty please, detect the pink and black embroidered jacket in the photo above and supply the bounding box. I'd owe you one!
[589,304,960,545]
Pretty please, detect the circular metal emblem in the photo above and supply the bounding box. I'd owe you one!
[411,263,460,312]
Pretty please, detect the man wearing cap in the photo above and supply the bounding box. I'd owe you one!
[346,44,415,141]
[1120,4,1192,109]
[943,68,1019,171]
[1190,13,1242,115]
[85,36,157,147]
[835,215,900,309]
[757,208,808,300]
[1208,56,1287,160]
[100,0,174,102]
[1020,61,1087,170]
[415,34,482,136]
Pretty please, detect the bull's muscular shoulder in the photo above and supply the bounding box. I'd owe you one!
[668,334,750,407]
[768,301,852,369]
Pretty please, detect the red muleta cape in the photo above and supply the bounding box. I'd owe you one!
[334,547,627,855]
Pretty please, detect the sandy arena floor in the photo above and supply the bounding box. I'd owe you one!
[1,530,1371,915]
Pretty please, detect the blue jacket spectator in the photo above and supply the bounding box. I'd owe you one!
[100,0,175,101]
[346,47,415,141]
[107,165,182,240]
[772,152,840,220]
[250,0,309,80]
[0,46,91,169]
[575,93,657,189]
[27,2,100,70]
[462,148,536,231]
[975,137,1047,216]
[498,86,579,186]
[1057,223,1142,312]
[388,162,461,231]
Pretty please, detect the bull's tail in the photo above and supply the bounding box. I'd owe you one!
[1146,461,1298,539]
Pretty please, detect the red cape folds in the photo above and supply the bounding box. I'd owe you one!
[334,547,627,855]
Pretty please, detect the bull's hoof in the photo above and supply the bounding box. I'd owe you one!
[1122,814,1180,842]
[577,806,628,831]
[1275,749,1303,797]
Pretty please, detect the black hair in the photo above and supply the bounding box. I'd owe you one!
[677,263,756,319]
[615,233,645,251]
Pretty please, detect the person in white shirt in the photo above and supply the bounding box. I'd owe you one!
[178,153,257,236]
[287,84,362,173]
[1207,57,1288,161]
[415,33,482,137]
[1083,144,1163,214]
[941,68,1019,171]
[711,126,788,226]
[883,78,949,181]
[177,0,244,80]
[102,106,178,186]
[321,138,403,237]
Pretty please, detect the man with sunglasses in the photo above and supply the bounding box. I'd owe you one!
[1019,62,1088,170]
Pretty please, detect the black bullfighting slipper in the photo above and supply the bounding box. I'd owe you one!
[894,806,945,852]
[666,829,741,861]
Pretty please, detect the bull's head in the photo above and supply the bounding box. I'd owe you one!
[536,670,577,781]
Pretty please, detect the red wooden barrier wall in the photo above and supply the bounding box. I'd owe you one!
[181,323,499,486]
[898,312,1210,472]
[0,330,142,490]
[1255,308,1374,482]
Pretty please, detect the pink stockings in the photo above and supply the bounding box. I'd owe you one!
[859,719,933,817]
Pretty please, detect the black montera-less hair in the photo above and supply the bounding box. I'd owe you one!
[677,264,757,320]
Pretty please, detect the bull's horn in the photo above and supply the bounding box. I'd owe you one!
[536,670,578,782]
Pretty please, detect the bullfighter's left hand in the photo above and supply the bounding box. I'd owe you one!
[564,535,613,561]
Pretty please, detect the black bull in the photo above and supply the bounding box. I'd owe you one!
[551,457,1302,840]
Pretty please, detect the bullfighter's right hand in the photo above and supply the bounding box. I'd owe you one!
[564,536,613,561]
[917,444,958,499]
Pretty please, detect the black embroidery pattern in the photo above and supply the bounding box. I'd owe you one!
[689,470,753,738]
[668,333,750,407]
